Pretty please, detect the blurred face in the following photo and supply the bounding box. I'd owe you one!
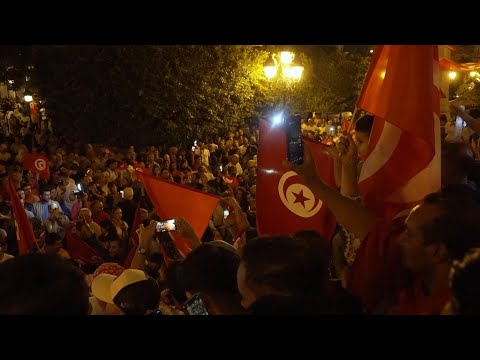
[198,166,206,174]
[49,206,60,218]
[109,241,120,257]
[41,191,51,202]
[235,190,243,202]
[113,208,122,221]
[237,175,244,184]
[397,203,444,276]
[181,161,188,169]
[170,163,177,172]
[153,166,161,176]
[17,190,25,200]
[92,202,104,215]
[231,156,239,165]
[147,153,154,162]
[50,188,58,199]
[228,167,236,177]
[239,129,244,136]
[354,131,370,158]
[161,170,170,180]
[248,167,256,177]
[163,154,170,162]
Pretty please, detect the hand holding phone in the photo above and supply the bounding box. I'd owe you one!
[285,114,304,165]
[184,293,209,315]
[156,219,177,232]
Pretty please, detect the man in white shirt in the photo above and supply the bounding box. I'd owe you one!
[226,154,243,176]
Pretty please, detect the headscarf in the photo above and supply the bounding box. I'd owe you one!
[63,183,77,211]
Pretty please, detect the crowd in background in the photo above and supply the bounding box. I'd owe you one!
[1,95,480,316]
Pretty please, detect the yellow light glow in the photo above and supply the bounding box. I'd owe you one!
[369,49,374,54]
[24,95,33,102]
[280,51,294,65]
[264,65,277,79]
[380,70,386,79]
[289,65,304,80]
[470,71,478,78]
[449,71,457,80]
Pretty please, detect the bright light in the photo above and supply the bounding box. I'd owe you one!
[380,70,386,79]
[280,51,294,65]
[264,169,275,174]
[449,71,457,80]
[264,65,277,79]
[470,71,478,78]
[24,95,33,102]
[289,65,304,80]
[369,49,374,54]
[272,113,283,126]
[77,183,82,191]
[7,80,14,84]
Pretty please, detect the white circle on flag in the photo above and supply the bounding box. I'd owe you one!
[34,159,47,171]
[277,171,323,218]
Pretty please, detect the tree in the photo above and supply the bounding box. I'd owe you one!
[32,45,274,146]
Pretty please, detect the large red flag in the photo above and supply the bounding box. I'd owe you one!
[7,177,36,254]
[65,230,102,267]
[356,45,441,219]
[23,152,50,180]
[256,119,337,241]
[135,171,220,255]
[123,206,141,268]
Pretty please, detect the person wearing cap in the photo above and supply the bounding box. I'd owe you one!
[91,268,160,315]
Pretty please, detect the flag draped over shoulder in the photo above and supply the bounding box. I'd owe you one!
[7,177,36,254]
[356,45,441,219]
[135,171,220,256]
[256,119,337,240]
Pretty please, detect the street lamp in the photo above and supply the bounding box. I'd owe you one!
[263,51,304,109]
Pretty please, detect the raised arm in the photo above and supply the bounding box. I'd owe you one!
[284,140,375,241]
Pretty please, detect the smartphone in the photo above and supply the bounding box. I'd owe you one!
[191,146,195,152]
[184,293,209,315]
[219,165,223,172]
[156,219,177,232]
[223,209,230,219]
[120,190,124,198]
[285,114,304,165]
[77,183,82,191]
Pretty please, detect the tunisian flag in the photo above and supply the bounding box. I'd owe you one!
[65,230,102,267]
[256,119,337,241]
[356,45,441,220]
[23,153,50,180]
[135,171,220,255]
[7,177,36,254]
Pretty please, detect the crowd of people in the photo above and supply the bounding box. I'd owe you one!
[1,94,480,315]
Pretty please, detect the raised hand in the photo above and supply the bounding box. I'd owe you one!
[337,133,358,163]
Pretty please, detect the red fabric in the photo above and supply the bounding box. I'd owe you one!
[391,282,452,315]
[136,171,220,256]
[8,177,36,255]
[135,164,152,176]
[222,175,239,189]
[343,118,350,131]
[256,119,337,241]
[123,206,141,268]
[92,211,111,225]
[23,153,50,180]
[356,45,440,220]
[65,230,102,267]
[348,217,408,313]
[439,57,480,71]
